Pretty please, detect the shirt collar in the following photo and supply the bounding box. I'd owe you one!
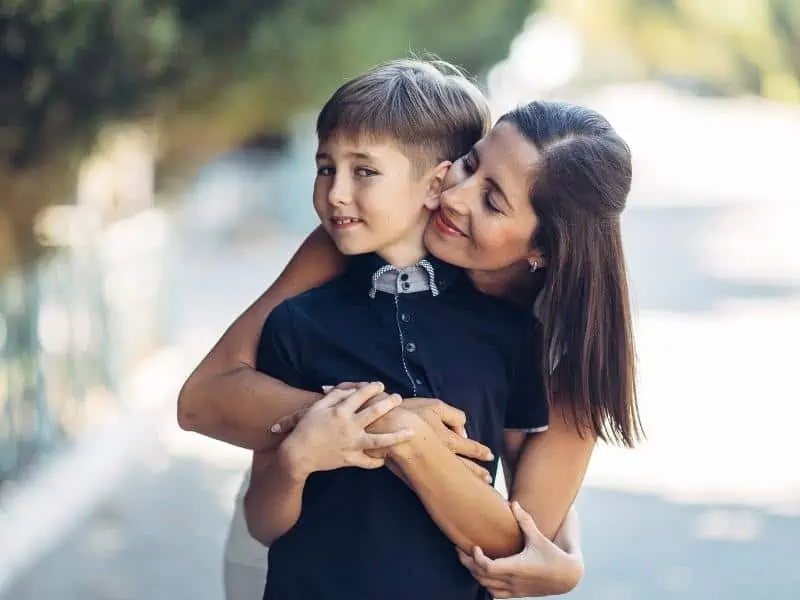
[346,253,464,298]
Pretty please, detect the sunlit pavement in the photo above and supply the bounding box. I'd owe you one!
[6,96,800,598]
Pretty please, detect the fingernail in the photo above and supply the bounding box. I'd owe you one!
[270,423,281,433]
[322,385,333,393]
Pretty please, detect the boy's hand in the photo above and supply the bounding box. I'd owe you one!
[267,382,370,437]
[281,382,414,477]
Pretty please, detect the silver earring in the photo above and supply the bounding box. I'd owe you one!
[529,259,538,273]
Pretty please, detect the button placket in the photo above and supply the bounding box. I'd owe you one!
[393,293,417,396]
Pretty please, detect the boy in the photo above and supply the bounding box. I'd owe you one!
[244,59,548,600]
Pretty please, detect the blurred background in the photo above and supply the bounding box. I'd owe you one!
[0,0,797,598]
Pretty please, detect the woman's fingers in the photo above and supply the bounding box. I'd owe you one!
[268,407,308,435]
[457,457,493,484]
[358,428,415,450]
[447,431,494,462]
[511,500,547,543]
[472,545,526,579]
[457,548,512,593]
[354,393,402,427]
[431,401,467,434]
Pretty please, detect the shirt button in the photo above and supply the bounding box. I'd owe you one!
[400,273,409,281]
[402,282,411,290]
[400,313,411,323]
[405,341,417,353]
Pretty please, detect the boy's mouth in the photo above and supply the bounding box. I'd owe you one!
[432,209,467,237]
[330,216,364,229]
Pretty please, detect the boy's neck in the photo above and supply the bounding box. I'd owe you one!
[375,239,427,268]
[373,214,429,268]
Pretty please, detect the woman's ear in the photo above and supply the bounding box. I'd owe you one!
[424,160,452,210]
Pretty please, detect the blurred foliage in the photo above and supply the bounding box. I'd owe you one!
[0,0,536,272]
[550,0,800,100]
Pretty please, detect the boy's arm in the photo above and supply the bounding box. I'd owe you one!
[177,226,347,450]
[244,445,308,545]
[245,385,413,545]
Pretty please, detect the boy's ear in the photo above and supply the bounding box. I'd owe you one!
[424,160,452,210]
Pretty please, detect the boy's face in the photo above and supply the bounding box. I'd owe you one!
[314,133,438,266]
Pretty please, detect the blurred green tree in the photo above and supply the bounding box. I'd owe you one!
[550,0,800,100]
[0,0,536,272]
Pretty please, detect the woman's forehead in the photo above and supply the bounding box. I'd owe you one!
[476,122,541,197]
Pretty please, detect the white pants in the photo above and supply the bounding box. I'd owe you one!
[224,471,269,600]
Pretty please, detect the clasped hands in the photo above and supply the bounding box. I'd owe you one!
[269,381,493,482]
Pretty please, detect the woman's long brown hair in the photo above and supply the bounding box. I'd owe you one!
[501,101,643,447]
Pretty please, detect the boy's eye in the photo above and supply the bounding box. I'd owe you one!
[317,166,335,176]
[355,167,378,177]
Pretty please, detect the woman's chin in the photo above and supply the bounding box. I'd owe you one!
[423,224,468,267]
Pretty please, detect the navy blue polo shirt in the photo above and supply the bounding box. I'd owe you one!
[256,253,548,600]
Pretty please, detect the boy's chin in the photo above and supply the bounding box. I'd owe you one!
[330,236,376,256]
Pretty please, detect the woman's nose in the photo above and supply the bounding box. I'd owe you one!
[439,185,469,216]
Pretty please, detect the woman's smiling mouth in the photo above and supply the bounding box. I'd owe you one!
[432,209,467,237]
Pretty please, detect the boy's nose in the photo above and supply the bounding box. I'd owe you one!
[328,178,350,206]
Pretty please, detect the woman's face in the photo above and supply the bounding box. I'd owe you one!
[424,121,542,273]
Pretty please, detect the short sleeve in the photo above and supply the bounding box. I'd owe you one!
[255,301,305,389]
[504,320,549,432]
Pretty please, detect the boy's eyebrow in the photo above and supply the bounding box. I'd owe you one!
[472,147,512,211]
[315,151,377,161]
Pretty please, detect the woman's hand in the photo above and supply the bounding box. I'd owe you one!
[280,382,415,476]
[457,501,583,598]
[399,397,494,483]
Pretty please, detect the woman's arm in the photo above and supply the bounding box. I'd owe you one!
[508,405,595,540]
[456,410,592,596]
[177,226,347,450]
[385,401,594,558]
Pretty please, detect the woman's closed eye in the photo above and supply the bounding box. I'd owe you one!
[483,190,502,213]
[462,154,502,214]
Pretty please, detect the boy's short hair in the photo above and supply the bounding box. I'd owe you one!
[316,58,491,174]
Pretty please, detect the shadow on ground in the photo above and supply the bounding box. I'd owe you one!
[570,487,800,600]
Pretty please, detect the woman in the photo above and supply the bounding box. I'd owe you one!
[179,100,642,598]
